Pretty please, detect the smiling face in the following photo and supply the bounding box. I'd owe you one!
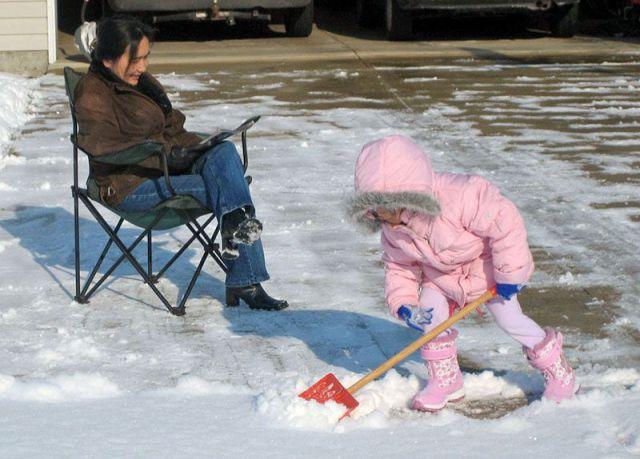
[102,36,151,85]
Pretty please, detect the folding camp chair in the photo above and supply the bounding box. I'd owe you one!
[63,66,257,316]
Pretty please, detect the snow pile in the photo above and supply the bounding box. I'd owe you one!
[35,337,104,364]
[463,370,526,400]
[255,369,537,431]
[255,377,347,430]
[0,72,35,163]
[347,370,419,422]
[579,367,640,391]
[0,373,121,402]
[255,371,420,431]
[163,376,253,396]
[558,271,576,285]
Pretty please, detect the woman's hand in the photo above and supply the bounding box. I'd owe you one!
[167,145,200,171]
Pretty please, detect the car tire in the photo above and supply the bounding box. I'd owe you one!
[550,3,578,38]
[285,2,314,37]
[386,0,412,40]
[357,0,382,28]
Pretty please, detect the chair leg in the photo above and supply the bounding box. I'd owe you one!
[72,186,86,304]
[173,213,230,309]
[148,215,222,312]
[186,217,229,275]
[147,232,157,284]
[154,215,216,281]
[81,218,123,299]
[176,251,209,310]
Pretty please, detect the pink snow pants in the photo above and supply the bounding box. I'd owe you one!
[419,288,546,349]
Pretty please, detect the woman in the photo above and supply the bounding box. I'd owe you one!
[74,15,287,311]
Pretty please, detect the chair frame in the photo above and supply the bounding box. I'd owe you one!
[64,67,254,316]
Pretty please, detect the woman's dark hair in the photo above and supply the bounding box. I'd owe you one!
[92,15,155,64]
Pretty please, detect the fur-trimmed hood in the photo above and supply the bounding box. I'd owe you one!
[346,135,440,232]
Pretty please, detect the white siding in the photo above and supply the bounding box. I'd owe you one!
[0,1,48,51]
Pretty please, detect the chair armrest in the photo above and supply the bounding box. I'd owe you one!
[158,148,178,198]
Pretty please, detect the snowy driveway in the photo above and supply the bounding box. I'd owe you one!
[0,60,639,456]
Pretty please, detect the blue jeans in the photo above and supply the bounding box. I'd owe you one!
[116,141,270,288]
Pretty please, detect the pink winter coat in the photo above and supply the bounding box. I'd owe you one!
[347,135,534,316]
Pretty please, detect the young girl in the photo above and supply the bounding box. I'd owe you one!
[347,135,577,412]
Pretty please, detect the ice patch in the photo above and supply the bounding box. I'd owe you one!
[0,374,14,392]
[36,337,104,364]
[404,77,439,83]
[558,271,576,284]
[0,373,121,402]
[255,83,284,90]
[0,308,17,321]
[423,104,463,117]
[156,72,211,91]
[496,345,511,355]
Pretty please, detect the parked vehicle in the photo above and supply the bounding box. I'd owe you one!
[85,0,314,37]
[356,0,581,40]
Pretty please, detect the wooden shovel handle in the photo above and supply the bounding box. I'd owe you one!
[347,288,497,395]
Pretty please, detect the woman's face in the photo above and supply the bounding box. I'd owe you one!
[371,208,403,225]
[103,36,151,85]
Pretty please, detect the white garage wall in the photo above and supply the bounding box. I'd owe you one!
[0,0,56,63]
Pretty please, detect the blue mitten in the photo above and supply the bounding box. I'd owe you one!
[496,283,525,300]
[397,305,434,331]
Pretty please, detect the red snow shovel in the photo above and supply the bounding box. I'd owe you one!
[299,288,497,419]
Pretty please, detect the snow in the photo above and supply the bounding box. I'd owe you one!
[462,371,526,399]
[0,372,120,402]
[0,73,36,170]
[0,61,639,457]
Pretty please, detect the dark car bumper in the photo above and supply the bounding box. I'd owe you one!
[107,0,311,12]
[396,0,579,10]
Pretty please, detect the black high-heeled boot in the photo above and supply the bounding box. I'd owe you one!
[226,283,288,310]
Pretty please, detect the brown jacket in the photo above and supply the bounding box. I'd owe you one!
[74,64,201,206]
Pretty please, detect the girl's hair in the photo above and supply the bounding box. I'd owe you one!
[91,15,156,64]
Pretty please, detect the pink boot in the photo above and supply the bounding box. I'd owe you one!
[525,327,578,402]
[411,329,465,412]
